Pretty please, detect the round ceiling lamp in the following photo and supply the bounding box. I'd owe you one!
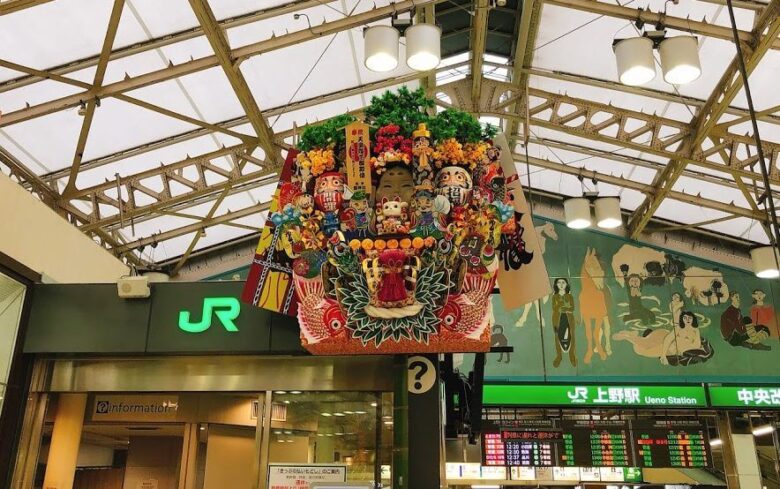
[659,36,701,85]
[405,24,442,71]
[364,25,400,72]
[595,197,622,229]
[564,197,592,229]
[750,246,780,279]
[613,37,656,86]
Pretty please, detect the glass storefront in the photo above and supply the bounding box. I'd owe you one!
[12,356,395,489]
[27,391,393,489]
[0,270,26,414]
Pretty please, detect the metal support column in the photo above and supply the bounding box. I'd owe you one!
[393,355,409,489]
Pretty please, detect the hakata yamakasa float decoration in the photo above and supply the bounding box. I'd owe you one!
[242,88,550,354]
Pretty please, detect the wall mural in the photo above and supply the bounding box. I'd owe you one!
[487,217,780,383]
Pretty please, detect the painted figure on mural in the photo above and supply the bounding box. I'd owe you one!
[613,310,714,366]
[612,244,687,287]
[579,247,612,363]
[751,289,778,339]
[551,277,577,367]
[516,222,559,328]
[670,292,684,326]
[721,291,771,350]
[620,269,657,326]
[492,325,510,363]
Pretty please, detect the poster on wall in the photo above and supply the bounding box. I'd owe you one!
[267,464,347,489]
[242,88,550,354]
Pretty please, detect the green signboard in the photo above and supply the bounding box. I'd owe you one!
[709,386,780,408]
[483,384,707,408]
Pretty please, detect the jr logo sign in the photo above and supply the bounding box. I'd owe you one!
[178,297,241,333]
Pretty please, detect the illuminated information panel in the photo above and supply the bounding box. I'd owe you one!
[483,432,506,466]
[560,421,633,467]
[633,420,711,468]
[502,430,560,466]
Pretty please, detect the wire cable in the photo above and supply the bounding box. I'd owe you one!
[725,0,780,263]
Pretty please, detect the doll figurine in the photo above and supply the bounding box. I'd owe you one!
[340,190,372,239]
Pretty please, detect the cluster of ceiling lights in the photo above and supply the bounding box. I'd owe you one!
[564,197,622,230]
[364,21,441,72]
[614,33,701,86]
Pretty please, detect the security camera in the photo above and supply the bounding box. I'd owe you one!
[496,0,507,6]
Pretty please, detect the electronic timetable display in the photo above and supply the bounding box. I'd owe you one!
[480,412,712,469]
[559,421,633,467]
[502,430,561,467]
[633,420,712,468]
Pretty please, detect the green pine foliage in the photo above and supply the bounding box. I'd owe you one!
[427,108,485,143]
[296,87,496,151]
[297,114,357,152]
[364,87,434,136]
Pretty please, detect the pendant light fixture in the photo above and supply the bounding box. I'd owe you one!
[364,25,400,72]
[595,197,622,229]
[405,23,442,71]
[613,37,656,86]
[659,36,701,85]
[750,246,780,279]
[564,197,592,229]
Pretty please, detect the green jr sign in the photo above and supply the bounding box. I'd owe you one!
[178,297,241,333]
[483,384,707,407]
[709,386,780,408]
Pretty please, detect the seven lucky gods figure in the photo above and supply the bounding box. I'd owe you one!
[242,88,550,354]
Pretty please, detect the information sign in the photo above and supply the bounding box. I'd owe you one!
[708,386,780,408]
[267,464,346,489]
[484,385,707,407]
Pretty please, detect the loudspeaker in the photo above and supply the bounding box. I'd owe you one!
[116,276,150,299]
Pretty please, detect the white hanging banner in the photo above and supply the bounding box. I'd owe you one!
[493,133,551,309]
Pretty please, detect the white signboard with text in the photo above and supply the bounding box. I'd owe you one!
[267,464,346,489]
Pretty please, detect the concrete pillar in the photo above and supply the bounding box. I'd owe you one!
[42,394,87,489]
[718,412,763,489]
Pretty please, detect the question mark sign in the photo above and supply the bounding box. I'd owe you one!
[407,356,434,394]
[409,360,428,391]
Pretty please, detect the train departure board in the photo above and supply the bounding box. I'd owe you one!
[482,432,506,466]
[560,421,633,467]
[503,430,561,466]
[633,420,712,468]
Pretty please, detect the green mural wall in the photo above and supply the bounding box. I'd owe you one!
[486,217,780,384]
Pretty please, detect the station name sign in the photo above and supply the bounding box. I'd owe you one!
[483,385,707,408]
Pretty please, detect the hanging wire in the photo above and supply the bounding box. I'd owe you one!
[724,0,780,270]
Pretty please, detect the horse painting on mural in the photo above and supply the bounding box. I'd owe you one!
[579,247,613,363]
[515,221,559,328]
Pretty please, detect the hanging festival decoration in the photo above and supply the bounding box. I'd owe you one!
[242,88,549,354]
